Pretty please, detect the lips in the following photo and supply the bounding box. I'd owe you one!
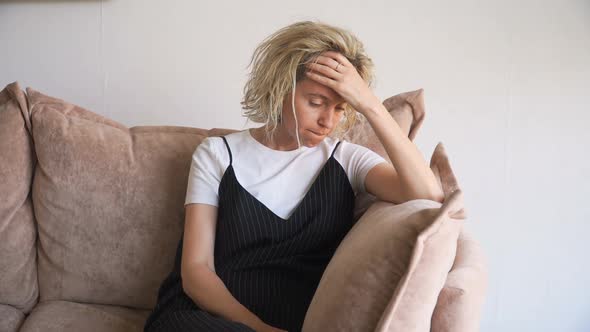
[309,130,326,137]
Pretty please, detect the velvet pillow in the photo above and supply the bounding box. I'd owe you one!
[302,191,465,332]
[0,82,38,315]
[25,86,212,309]
[302,137,466,332]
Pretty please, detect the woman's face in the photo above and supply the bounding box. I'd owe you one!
[280,77,347,147]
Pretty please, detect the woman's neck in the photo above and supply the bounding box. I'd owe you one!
[249,126,301,151]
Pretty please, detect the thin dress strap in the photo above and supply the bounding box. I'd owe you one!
[220,136,233,166]
[330,140,342,158]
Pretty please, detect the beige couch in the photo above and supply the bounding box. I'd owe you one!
[0,81,487,332]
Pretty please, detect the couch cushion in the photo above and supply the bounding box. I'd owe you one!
[302,192,465,332]
[0,82,38,313]
[25,86,213,309]
[374,192,464,332]
[0,304,25,332]
[18,300,150,332]
[431,229,488,332]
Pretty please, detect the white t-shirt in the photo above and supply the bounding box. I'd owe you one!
[184,129,387,220]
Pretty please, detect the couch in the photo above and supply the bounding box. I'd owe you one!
[0,81,487,332]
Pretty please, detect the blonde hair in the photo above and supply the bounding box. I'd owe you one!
[241,20,375,145]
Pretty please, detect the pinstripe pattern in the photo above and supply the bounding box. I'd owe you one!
[144,136,355,332]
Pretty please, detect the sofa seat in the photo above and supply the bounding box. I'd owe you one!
[0,304,25,332]
[18,300,150,332]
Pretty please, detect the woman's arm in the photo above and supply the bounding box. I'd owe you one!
[182,204,285,332]
[305,51,443,203]
[360,103,444,203]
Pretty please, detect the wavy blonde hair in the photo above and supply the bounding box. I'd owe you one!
[241,20,375,145]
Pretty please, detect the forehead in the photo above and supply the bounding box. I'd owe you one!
[299,78,345,104]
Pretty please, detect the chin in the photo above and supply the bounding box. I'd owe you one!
[302,137,323,147]
[296,130,326,147]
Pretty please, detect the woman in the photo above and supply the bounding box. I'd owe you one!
[144,21,443,332]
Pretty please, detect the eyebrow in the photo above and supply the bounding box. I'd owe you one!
[306,93,329,100]
[306,93,346,104]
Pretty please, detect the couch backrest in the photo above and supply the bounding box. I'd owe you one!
[0,82,38,314]
[24,85,238,310]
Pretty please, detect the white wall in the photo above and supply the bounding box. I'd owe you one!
[1,0,589,331]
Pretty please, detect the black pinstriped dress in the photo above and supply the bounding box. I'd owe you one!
[144,136,355,332]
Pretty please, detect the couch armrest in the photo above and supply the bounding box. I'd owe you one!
[0,81,39,314]
[431,229,489,332]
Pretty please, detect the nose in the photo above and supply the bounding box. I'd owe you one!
[318,108,336,129]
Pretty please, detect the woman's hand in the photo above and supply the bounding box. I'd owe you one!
[304,51,380,115]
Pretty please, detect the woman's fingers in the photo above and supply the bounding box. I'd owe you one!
[304,51,350,85]
[312,53,341,70]
[317,51,352,70]
[305,51,376,114]
[306,62,342,80]
[316,51,350,66]
[305,70,336,88]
